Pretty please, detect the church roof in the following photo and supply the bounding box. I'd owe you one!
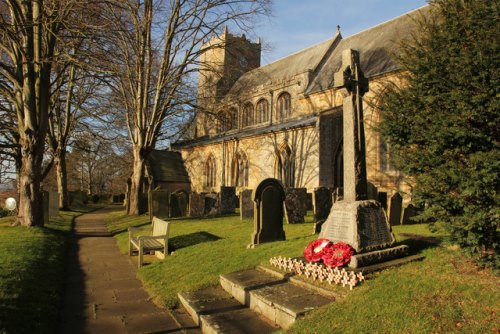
[147,150,190,183]
[306,6,430,94]
[172,115,317,149]
[227,36,336,95]
[227,6,429,97]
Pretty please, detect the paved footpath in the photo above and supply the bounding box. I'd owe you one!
[58,207,189,334]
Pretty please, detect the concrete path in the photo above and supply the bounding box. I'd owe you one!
[58,207,186,334]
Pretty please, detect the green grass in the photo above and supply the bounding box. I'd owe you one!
[0,209,88,334]
[106,212,499,333]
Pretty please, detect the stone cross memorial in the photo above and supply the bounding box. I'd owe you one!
[319,49,408,268]
[249,178,286,247]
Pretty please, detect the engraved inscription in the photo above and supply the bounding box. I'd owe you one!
[322,210,354,243]
[358,207,392,248]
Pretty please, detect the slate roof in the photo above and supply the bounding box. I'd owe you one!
[227,37,336,95]
[226,6,429,97]
[172,115,317,149]
[306,6,430,94]
[147,150,190,183]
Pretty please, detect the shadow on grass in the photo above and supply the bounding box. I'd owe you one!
[169,231,222,251]
[397,233,443,255]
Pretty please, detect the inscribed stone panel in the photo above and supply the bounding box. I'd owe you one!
[284,188,307,224]
[240,189,254,220]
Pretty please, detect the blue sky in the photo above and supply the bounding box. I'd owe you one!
[255,0,428,64]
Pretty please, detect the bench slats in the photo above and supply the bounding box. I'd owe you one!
[128,217,170,267]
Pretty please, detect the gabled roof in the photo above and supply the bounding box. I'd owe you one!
[147,150,190,183]
[226,36,337,95]
[306,6,430,94]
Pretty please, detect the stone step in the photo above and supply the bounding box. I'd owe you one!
[178,286,278,334]
[220,268,335,329]
[249,281,334,329]
[220,268,287,305]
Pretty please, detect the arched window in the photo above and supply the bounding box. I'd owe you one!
[205,154,216,188]
[219,107,238,132]
[232,152,248,187]
[276,144,294,187]
[242,102,254,128]
[277,92,291,121]
[229,107,238,130]
[256,99,269,124]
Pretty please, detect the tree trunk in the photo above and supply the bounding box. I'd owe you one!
[55,150,70,210]
[127,148,145,215]
[17,135,44,227]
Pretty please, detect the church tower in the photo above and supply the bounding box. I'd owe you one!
[197,27,261,112]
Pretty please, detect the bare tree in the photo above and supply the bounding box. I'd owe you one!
[102,0,270,215]
[0,1,104,226]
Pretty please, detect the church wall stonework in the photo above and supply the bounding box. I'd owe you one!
[175,7,429,199]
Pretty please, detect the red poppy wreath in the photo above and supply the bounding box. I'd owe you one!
[321,242,355,267]
[303,238,332,262]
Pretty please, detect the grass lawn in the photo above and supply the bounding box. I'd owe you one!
[0,208,90,334]
[106,211,499,334]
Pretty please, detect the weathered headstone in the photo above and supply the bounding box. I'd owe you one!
[284,188,307,224]
[306,193,313,211]
[149,190,170,220]
[170,190,188,217]
[402,203,418,225]
[313,187,333,234]
[219,186,236,214]
[49,192,59,217]
[189,192,205,217]
[388,192,403,226]
[249,178,286,247]
[139,192,149,215]
[367,182,378,201]
[378,191,388,210]
[204,193,219,216]
[239,189,254,220]
[319,49,408,268]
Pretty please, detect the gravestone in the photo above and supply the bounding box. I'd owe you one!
[189,192,205,217]
[378,191,388,210]
[249,178,286,247]
[313,187,333,234]
[49,192,59,217]
[204,193,219,216]
[219,186,236,214]
[367,182,378,201]
[139,192,149,215]
[306,193,313,211]
[170,190,188,217]
[319,49,408,268]
[239,189,254,220]
[284,188,307,224]
[149,190,170,220]
[402,204,418,225]
[388,192,403,226]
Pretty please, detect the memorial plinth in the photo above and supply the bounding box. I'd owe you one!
[319,200,395,253]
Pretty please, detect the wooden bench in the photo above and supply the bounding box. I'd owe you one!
[128,217,170,268]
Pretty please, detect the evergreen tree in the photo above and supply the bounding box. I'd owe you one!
[377,0,499,268]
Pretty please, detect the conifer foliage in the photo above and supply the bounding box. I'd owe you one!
[378,0,499,268]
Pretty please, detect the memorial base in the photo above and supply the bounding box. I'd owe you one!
[348,245,409,268]
[320,200,395,253]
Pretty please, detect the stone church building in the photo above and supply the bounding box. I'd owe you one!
[172,7,425,198]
